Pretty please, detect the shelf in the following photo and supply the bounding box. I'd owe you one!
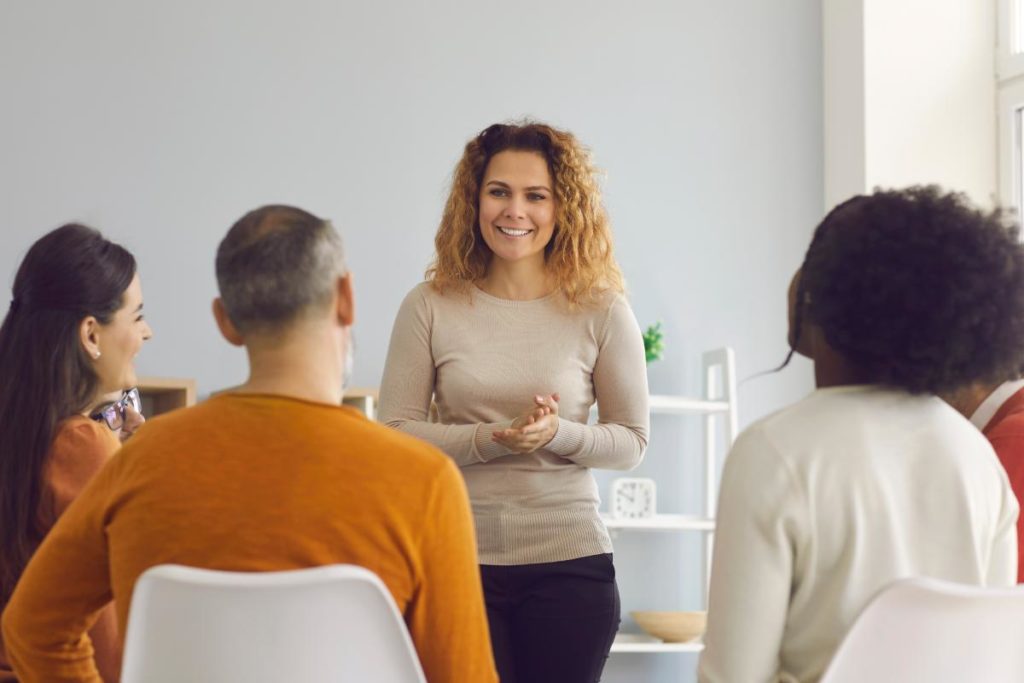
[137,376,197,417]
[610,633,704,653]
[590,394,730,417]
[601,513,715,532]
[649,394,730,415]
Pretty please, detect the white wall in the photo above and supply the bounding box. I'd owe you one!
[866,0,997,204]
[0,2,821,681]
[824,0,997,207]
[824,0,867,208]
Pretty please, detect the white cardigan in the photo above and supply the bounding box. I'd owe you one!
[698,385,1018,683]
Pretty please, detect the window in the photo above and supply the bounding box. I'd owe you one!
[998,0,1024,214]
[999,83,1024,216]
[999,0,1024,77]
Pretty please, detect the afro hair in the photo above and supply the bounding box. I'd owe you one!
[795,185,1024,394]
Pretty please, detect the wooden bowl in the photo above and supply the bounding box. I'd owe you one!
[630,610,707,643]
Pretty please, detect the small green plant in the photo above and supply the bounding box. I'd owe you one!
[643,322,665,364]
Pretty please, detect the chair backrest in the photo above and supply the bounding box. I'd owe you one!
[121,564,426,683]
[820,576,1024,683]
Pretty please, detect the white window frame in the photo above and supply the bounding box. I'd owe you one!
[998,0,1024,212]
[998,0,1024,80]
[998,80,1024,212]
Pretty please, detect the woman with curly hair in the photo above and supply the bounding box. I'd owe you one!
[379,121,649,682]
[699,187,1024,683]
[0,224,152,681]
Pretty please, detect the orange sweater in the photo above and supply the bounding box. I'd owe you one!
[0,417,121,683]
[2,394,497,683]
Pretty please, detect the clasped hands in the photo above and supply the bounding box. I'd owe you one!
[492,393,560,454]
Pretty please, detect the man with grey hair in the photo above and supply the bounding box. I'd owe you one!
[213,205,356,389]
[3,205,499,682]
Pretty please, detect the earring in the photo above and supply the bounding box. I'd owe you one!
[93,350,101,359]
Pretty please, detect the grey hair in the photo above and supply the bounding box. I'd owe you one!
[215,205,347,334]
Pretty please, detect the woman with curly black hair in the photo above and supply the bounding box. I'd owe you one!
[698,187,1024,683]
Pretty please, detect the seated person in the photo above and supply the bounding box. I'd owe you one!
[2,205,498,683]
[698,187,1023,683]
[0,224,152,683]
[945,376,1024,583]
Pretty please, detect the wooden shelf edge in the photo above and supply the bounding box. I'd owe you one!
[137,376,197,407]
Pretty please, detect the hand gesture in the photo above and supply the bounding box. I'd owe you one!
[493,394,560,454]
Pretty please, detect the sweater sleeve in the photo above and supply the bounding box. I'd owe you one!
[405,459,498,682]
[2,456,120,683]
[378,285,514,467]
[545,294,650,470]
[698,427,804,683]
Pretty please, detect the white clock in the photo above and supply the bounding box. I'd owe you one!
[610,477,657,519]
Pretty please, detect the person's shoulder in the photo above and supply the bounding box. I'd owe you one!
[398,281,456,316]
[47,417,119,475]
[346,413,451,469]
[583,287,627,312]
[331,410,458,489]
[986,409,1024,442]
[723,402,795,466]
[51,415,119,460]
[44,417,120,492]
[407,281,433,297]
[570,287,632,326]
[405,281,449,305]
[726,388,866,464]
[133,398,216,432]
[986,387,1024,439]
[55,415,111,442]
[116,397,232,457]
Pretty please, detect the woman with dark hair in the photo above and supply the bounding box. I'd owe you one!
[0,224,152,681]
[379,121,649,682]
[698,187,1024,683]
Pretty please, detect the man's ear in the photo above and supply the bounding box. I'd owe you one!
[335,273,354,327]
[212,298,245,347]
[79,315,102,359]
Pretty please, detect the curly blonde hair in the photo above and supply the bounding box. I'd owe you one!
[427,121,624,305]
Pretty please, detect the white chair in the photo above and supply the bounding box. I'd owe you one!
[820,576,1024,683]
[121,564,426,683]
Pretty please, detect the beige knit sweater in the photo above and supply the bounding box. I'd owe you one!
[378,282,650,565]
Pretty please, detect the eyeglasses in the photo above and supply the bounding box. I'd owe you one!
[90,388,141,431]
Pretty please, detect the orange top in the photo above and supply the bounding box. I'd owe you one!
[0,417,121,683]
[2,394,497,683]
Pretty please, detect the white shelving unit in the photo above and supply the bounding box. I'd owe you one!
[606,347,738,656]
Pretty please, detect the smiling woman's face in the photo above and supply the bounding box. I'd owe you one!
[478,150,556,269]
[90,274,153,395]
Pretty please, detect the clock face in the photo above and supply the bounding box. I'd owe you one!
[612,478,656,519]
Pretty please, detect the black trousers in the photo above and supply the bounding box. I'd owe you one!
[480,554,620,683]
